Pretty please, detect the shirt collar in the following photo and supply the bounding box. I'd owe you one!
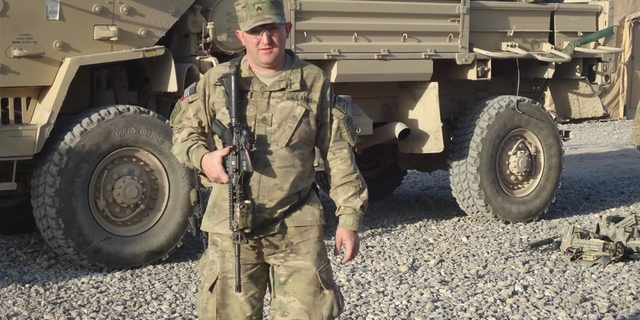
[239,50,302,92]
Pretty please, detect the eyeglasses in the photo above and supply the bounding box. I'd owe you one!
[244,23,285,39]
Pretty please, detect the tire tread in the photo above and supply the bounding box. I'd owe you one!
[31,105,187,269]
[448,95,562,222]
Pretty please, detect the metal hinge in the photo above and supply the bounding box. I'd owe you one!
[457,6,468,14]
[422,49,436,59]
[455,53,475,65]
[289,0,300,10]
[374,49,390,59]
[325,49,340,59]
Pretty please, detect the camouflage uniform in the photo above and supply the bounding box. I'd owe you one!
[170,1,368,317]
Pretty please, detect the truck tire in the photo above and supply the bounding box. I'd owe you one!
[31,105,195,269]
[356,145,406,201]
[315,164,405,201]
[448,96,562,222]
[360,163,406,200]
[315,171,331,195]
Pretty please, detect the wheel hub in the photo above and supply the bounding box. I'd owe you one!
[497,130,544,197]
[508,150,531,177]
[89,148,169,236]
[113,176,143,206]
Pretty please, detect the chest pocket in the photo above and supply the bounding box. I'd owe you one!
[268,97,316,152]
[276,103,308,148]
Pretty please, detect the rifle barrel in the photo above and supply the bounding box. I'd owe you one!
[235,242,242,293]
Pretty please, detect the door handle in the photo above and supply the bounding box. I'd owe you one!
[9,47,46,58]
[94,25,120,41]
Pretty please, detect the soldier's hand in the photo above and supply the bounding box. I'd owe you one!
[335,228,360,264]
[201,147,232,184]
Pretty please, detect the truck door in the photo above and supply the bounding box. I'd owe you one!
[0,0,115,87]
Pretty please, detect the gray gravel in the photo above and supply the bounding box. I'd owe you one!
[2,119,640,320]
[560,120,635,150]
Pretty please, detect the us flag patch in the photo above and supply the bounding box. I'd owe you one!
[180,82,197,101]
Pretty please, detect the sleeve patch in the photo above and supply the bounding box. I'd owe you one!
[333,95,348,114]
[331,95,357,147]
[180,82,198,101]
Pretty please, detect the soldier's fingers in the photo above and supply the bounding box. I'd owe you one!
[341,241,355,264]
[210,147,231,184]
[219,146,232,156]
[204,167,228,184]
[334,236,343,256]
[217,170,229,184]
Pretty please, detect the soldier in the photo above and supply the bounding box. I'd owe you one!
[170,0,368,319]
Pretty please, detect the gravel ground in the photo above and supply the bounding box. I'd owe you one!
[2,119,640,320]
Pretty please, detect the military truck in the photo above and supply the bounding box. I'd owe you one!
[0,0,629,268]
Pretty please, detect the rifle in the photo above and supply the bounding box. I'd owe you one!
[211,61,254,293]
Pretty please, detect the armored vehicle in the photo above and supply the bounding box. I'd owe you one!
[0,0,634,268]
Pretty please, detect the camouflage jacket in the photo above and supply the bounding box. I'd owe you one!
[171,51,368,235]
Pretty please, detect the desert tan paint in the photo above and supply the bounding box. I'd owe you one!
[0,0,622,160]
[0,0,192,87]
[29,47,169,154]
[397,82,444,153]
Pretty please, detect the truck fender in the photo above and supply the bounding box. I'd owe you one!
[175,63,202,95]
[30,46,172,154]
[147,49,179,93]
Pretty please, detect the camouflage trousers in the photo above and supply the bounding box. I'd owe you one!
[197,225,344,320]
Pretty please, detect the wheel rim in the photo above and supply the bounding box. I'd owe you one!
[496,128,544,197]
[89,147,169,236]
[356,146,389,178]
[358,157,389,178]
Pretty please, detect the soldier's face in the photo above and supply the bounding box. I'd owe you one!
[236,22,292,73]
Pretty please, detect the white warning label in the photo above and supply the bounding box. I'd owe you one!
[45,0,60,21]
